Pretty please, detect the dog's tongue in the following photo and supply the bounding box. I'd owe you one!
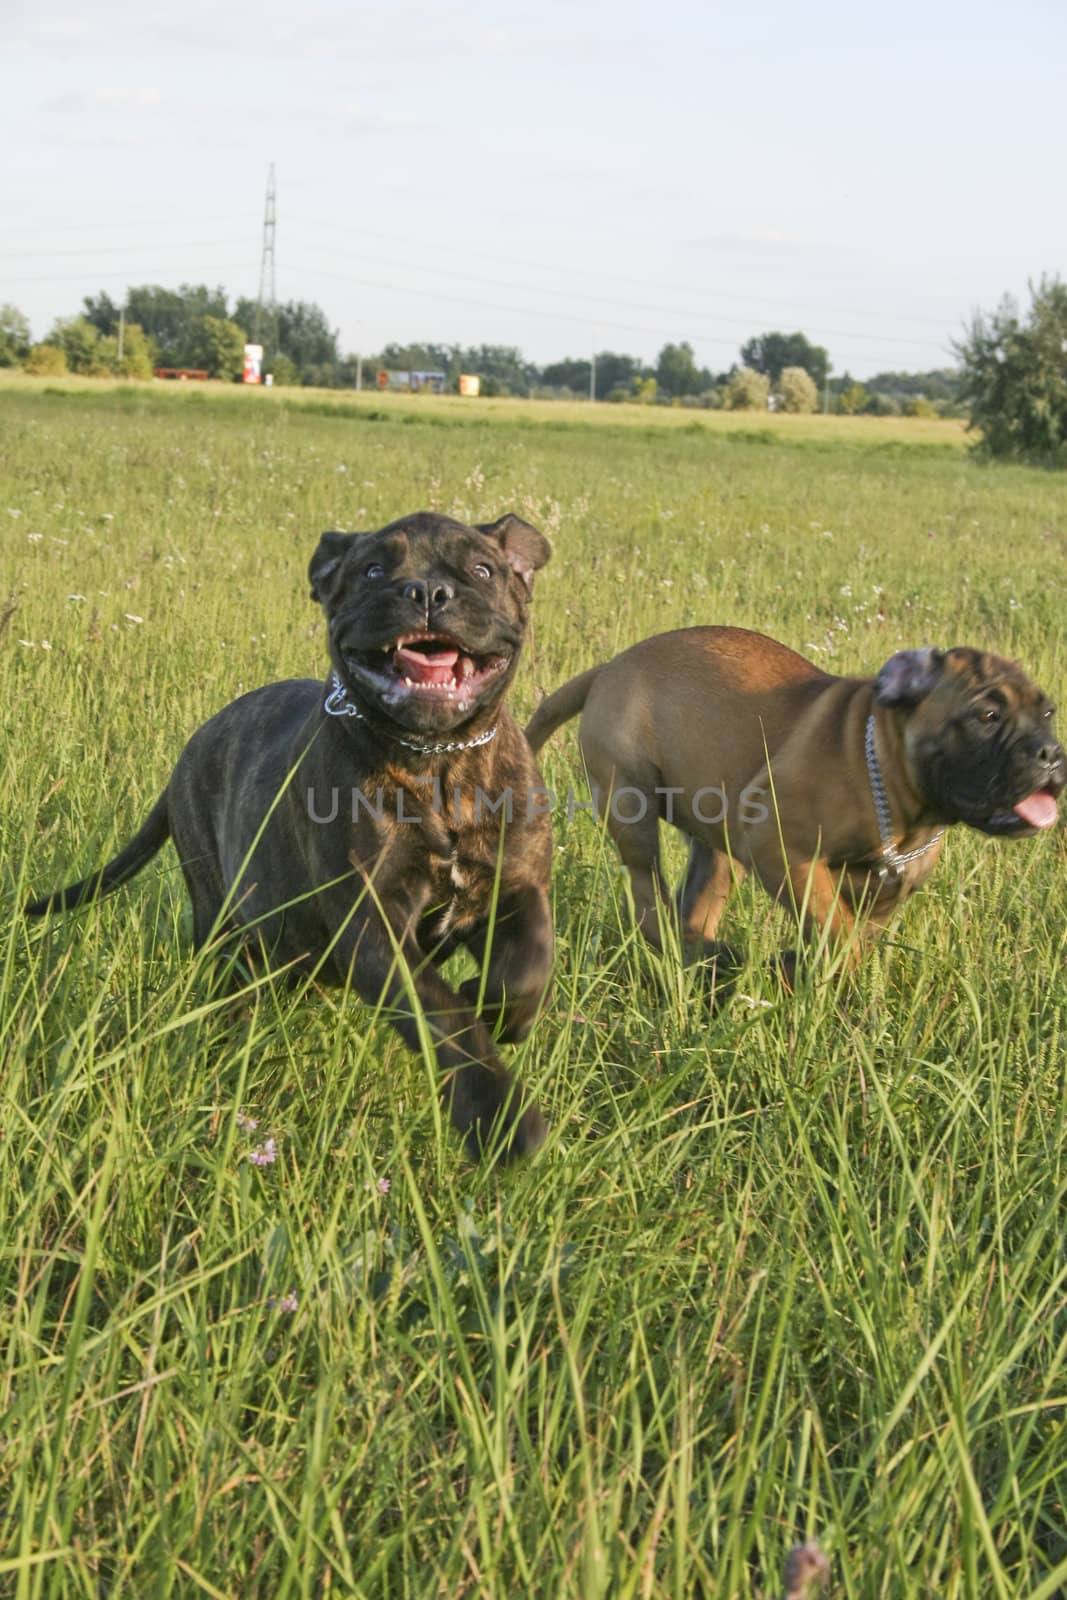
[1013,791,1059,829]
[394,642,459,686]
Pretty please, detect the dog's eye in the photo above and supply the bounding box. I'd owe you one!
[364,563,385,580]
[1043,706,1055,721]
[472,563,493,581]
[977,705,1001,725]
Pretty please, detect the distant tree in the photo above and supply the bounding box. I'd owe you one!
[24,343,67,377]
[190,316,247,380]
[82,284,231,367]
[593,351,643,398]
[459,344,535,396]
[655,341,701,397]
[540,356,591,393]
[741,330,830,390]
[632,375,657,404]
[269,352,300,386]
[865,367,960,402]
[776,366,818,413]
[0,304,32,367]
[540,350,644,400]
[49,316,114,375]
[80,296,162,377]
[903,396,937,418]
[725,367,770,410]
[334,355,365,388]
[837,382,869,415]
[378,341,454,374]
[95,336,122,374]
[82,291,122,337]
[115,322,157,379]
[954,277,1067,462]
[299,361,340,388]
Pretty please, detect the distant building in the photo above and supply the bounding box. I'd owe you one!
[376,369,447,394]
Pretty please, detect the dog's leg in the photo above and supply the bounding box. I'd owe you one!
[605,799,674,953]
[749,850,865,988]
[341,914,546,1162]
[677,841,742,942]
[459,883,554,1042]
[674,840,743,983]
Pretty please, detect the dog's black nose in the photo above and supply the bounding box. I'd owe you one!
[401,579,455,610]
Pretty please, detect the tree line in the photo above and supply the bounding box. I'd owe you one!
[3,276,1064,455]
[0,283,966,416]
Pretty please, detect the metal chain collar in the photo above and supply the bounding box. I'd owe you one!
[323,673,499,755]
[864,713,944,879]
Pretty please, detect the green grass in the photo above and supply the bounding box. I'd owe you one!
[2,386,1065,1597]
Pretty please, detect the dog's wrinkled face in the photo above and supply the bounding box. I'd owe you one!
[309,511,551,735]
[877,646,1065,836]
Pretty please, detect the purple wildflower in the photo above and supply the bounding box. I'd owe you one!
[249,1138,277,1167]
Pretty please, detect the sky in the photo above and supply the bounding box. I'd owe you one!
[3,0,1065,380]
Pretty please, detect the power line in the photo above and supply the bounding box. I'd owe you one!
[0,196,957,365]
[0,239,251,261]
[0,216,243,237]
[1,207,963,335]
[6,228,943,347]
[285,257,952,355]
[290,213,960,333]
[0,264,255,286]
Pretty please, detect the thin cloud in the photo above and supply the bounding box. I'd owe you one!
[6,2,518,64]
[42,85,164,115]
[683,230,861,263]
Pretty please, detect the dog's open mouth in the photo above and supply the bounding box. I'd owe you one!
[1012,789,1060,829]
[976,786,1062,836]
[345,633,511,702]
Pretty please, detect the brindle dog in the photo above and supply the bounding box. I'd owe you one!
[28,512,554,1162]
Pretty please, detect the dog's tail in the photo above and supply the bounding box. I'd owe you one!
[25,790,171,917]
[525,665,602,753]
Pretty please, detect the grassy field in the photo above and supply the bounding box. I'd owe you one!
[1,384,1065,1598]
[0,367,969,448]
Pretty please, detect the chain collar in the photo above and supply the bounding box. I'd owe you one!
[864,713,944,879]
[323,673,499,755]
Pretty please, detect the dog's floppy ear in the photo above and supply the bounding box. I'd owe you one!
[875,646,946,706]
[477,513,552,596]
[308,530,358,603]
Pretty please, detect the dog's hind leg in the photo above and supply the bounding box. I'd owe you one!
[582,745,691,958]
[606,795,674,954]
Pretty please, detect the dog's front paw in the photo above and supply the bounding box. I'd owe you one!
[460,1088,548,1166]
[694,940,741,1006]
